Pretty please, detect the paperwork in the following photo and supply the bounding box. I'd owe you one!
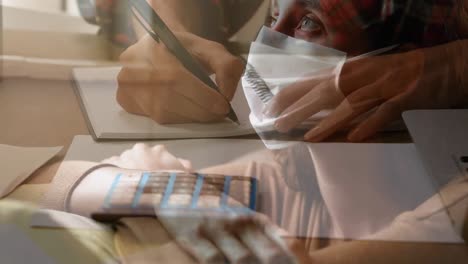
[73,67,254,139]
[0,144,62,197]
[41,135,463,242]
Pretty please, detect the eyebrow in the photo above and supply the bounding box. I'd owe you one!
[299,0,322,10]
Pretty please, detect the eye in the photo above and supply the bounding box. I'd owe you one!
[298,16,321,32]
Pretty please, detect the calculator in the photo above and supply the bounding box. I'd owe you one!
[91,172,258,222]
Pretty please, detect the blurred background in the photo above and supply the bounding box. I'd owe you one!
[3,0,80,15]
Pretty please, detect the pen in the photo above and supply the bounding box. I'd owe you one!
[129,0,240,124]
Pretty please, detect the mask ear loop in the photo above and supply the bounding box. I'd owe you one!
[130,5,160,43]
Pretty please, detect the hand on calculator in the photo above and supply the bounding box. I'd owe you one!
[158,214,298,264]
[96,144,310,263]
[102,143,192,172]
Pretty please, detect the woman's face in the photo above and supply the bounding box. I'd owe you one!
[271,0,372,55]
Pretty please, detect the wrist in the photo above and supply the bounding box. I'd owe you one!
[421,41,468,108]
[148,0,201,33]
[147,0,226,42]
[67,166,139,217]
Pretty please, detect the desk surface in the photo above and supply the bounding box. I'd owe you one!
[3,6,98,33]
[1,77,466,262]
[0,77,412,184]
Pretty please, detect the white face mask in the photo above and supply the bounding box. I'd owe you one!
[242,26,347,149]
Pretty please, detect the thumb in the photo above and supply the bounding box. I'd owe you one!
[286,239,314,264]
[180,34,244,101]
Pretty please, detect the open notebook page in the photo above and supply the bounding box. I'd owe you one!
[73,67,254,140]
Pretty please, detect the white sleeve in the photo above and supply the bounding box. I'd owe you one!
[368,179,468,243]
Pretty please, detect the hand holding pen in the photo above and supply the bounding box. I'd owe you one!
[116,0,244,124]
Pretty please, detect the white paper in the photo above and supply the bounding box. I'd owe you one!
[41,136,462,243]
[308,143,440,240]
[403,109,468,186]
[0,145,62,197]
[60,135,267,170]
[73,67,254,139]
[36,136,267,228]
[243,36,346,137]
[403,109,468,236]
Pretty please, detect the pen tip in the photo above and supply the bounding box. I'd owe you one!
[227,109,240,125]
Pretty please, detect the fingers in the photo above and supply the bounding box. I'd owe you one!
[200,222,258,264]
[225,218,295,264]
[264,77,322,118]
[347,97,404,141]
[101,156,119,165]
[338,57,382,95]
[177,158,193,171]
[150,145,187,171]
[178,33,244,101]
[118,34,233,124]
[102,144,190,171]
[213,56,245,101]
[273,78,341,133]
[117,66,229,123]
[119,35,156,66]
[160,215,225,264]
[176,232,225,264]
[304,83,384,142]
[286,239,314,264]
[165,214,296,264]
[237,226,293,264]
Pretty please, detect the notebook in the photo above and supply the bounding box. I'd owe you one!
[73,67,255,140]
[1,144,62,197]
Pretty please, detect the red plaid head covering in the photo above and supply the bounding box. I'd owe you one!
[318,0,458,48]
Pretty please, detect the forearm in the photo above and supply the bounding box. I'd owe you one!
[132,0,226,42]
[309,178,468,264]
[308,240,468,264]
[421,39,468,108]
[453,39,468,106]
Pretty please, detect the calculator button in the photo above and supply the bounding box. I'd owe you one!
[197,195,221,208]
[169,194,192,206]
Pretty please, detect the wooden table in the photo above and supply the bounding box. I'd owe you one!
[0,77,88,183]
[1,76,466,264]
[0,76,412,184]
[2,7,464,263]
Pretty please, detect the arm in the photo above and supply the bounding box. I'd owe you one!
[143,0,264,41]
[307,239,468,264]
[138,0,222,41]
[302,175,468,264]
[80,0,263,46]
[66,144,302,264]
[114,0,264,124]
[265,39,468,142]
